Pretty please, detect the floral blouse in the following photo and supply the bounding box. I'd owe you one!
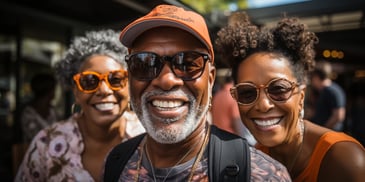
[15,112,145,182]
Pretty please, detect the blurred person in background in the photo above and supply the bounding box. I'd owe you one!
[21,73,58,143]
[216,11,365,181]
[211,75,256,145]
[348,80,365,147]
[0,87,13,181]
[310,61,346,131]
[12,73,59,175]
[16,29,145,181]
[211,75,241,135]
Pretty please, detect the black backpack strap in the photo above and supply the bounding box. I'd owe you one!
[208,125,251,182]
[104,133,146,182]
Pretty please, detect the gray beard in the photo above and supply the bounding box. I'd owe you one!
[131,89,210,144]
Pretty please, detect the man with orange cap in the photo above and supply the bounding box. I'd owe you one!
[104,4,290,181]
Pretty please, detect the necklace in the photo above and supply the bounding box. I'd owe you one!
[145,139,197,182]
[288,120,305,173]
[187,125,210,181]
[134,125,211,182]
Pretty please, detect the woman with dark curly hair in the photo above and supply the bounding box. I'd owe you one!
[215,12,365,181]
[15,29,145,181]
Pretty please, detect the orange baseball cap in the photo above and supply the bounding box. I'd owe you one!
[120,4,214,62]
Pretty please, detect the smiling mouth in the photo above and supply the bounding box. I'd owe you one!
[151,100,185,110]
[253,118,281,128]
[148,99,188,124]
[94,103,115,111]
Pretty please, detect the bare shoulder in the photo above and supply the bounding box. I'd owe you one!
[249,147,292,181]
[320,140,365,181]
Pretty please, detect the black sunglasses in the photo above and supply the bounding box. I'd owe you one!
[230,78,302,105]
[125,51,211,81]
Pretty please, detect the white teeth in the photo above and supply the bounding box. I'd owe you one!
[254,118,281,127]
[152,100,183,108]
[95,103,115,111]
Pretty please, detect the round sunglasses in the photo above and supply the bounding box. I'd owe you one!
[125,51,211,81]
[230,78,303,105]
[73,70,128,93]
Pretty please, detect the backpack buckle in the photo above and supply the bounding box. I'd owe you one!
[225,164,240,176]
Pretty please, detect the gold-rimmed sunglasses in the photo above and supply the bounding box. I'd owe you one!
[230,78,304,105]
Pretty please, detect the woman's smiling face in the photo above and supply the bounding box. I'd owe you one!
[73,55,129,127]
[235,52,305,147]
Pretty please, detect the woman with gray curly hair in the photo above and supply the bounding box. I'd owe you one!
[215,12,365,181]
[16,29,145,181]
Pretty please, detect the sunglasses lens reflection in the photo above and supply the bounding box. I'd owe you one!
[267,79,293,101]
[236,85,257,104]
[107,71,127,88]
[128,53,161,80]
[80,74,99,90]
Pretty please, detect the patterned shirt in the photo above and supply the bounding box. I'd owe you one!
[119,139,291,181]
[21,105,58,143]
[15,112,145,182]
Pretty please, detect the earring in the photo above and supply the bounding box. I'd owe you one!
[71,103,82,114]
[71,103,83,120]
[300,109,304,119]
[208,96,212,110]
[128,100,132,111]
[298,109,305,138]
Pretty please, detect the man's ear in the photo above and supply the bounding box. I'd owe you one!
[208,63,216,91]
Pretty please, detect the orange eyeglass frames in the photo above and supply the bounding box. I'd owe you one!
[73,70,128,93]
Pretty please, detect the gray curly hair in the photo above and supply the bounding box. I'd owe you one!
[55,29,127,89]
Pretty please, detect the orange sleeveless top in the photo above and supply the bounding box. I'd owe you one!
[257,132,362,182]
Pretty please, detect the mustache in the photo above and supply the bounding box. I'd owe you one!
[142,89,190,99]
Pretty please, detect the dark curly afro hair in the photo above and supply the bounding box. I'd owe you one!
[215,12,318,84]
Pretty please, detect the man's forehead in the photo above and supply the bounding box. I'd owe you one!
[134,27,198,42]
[131,27,207,53]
